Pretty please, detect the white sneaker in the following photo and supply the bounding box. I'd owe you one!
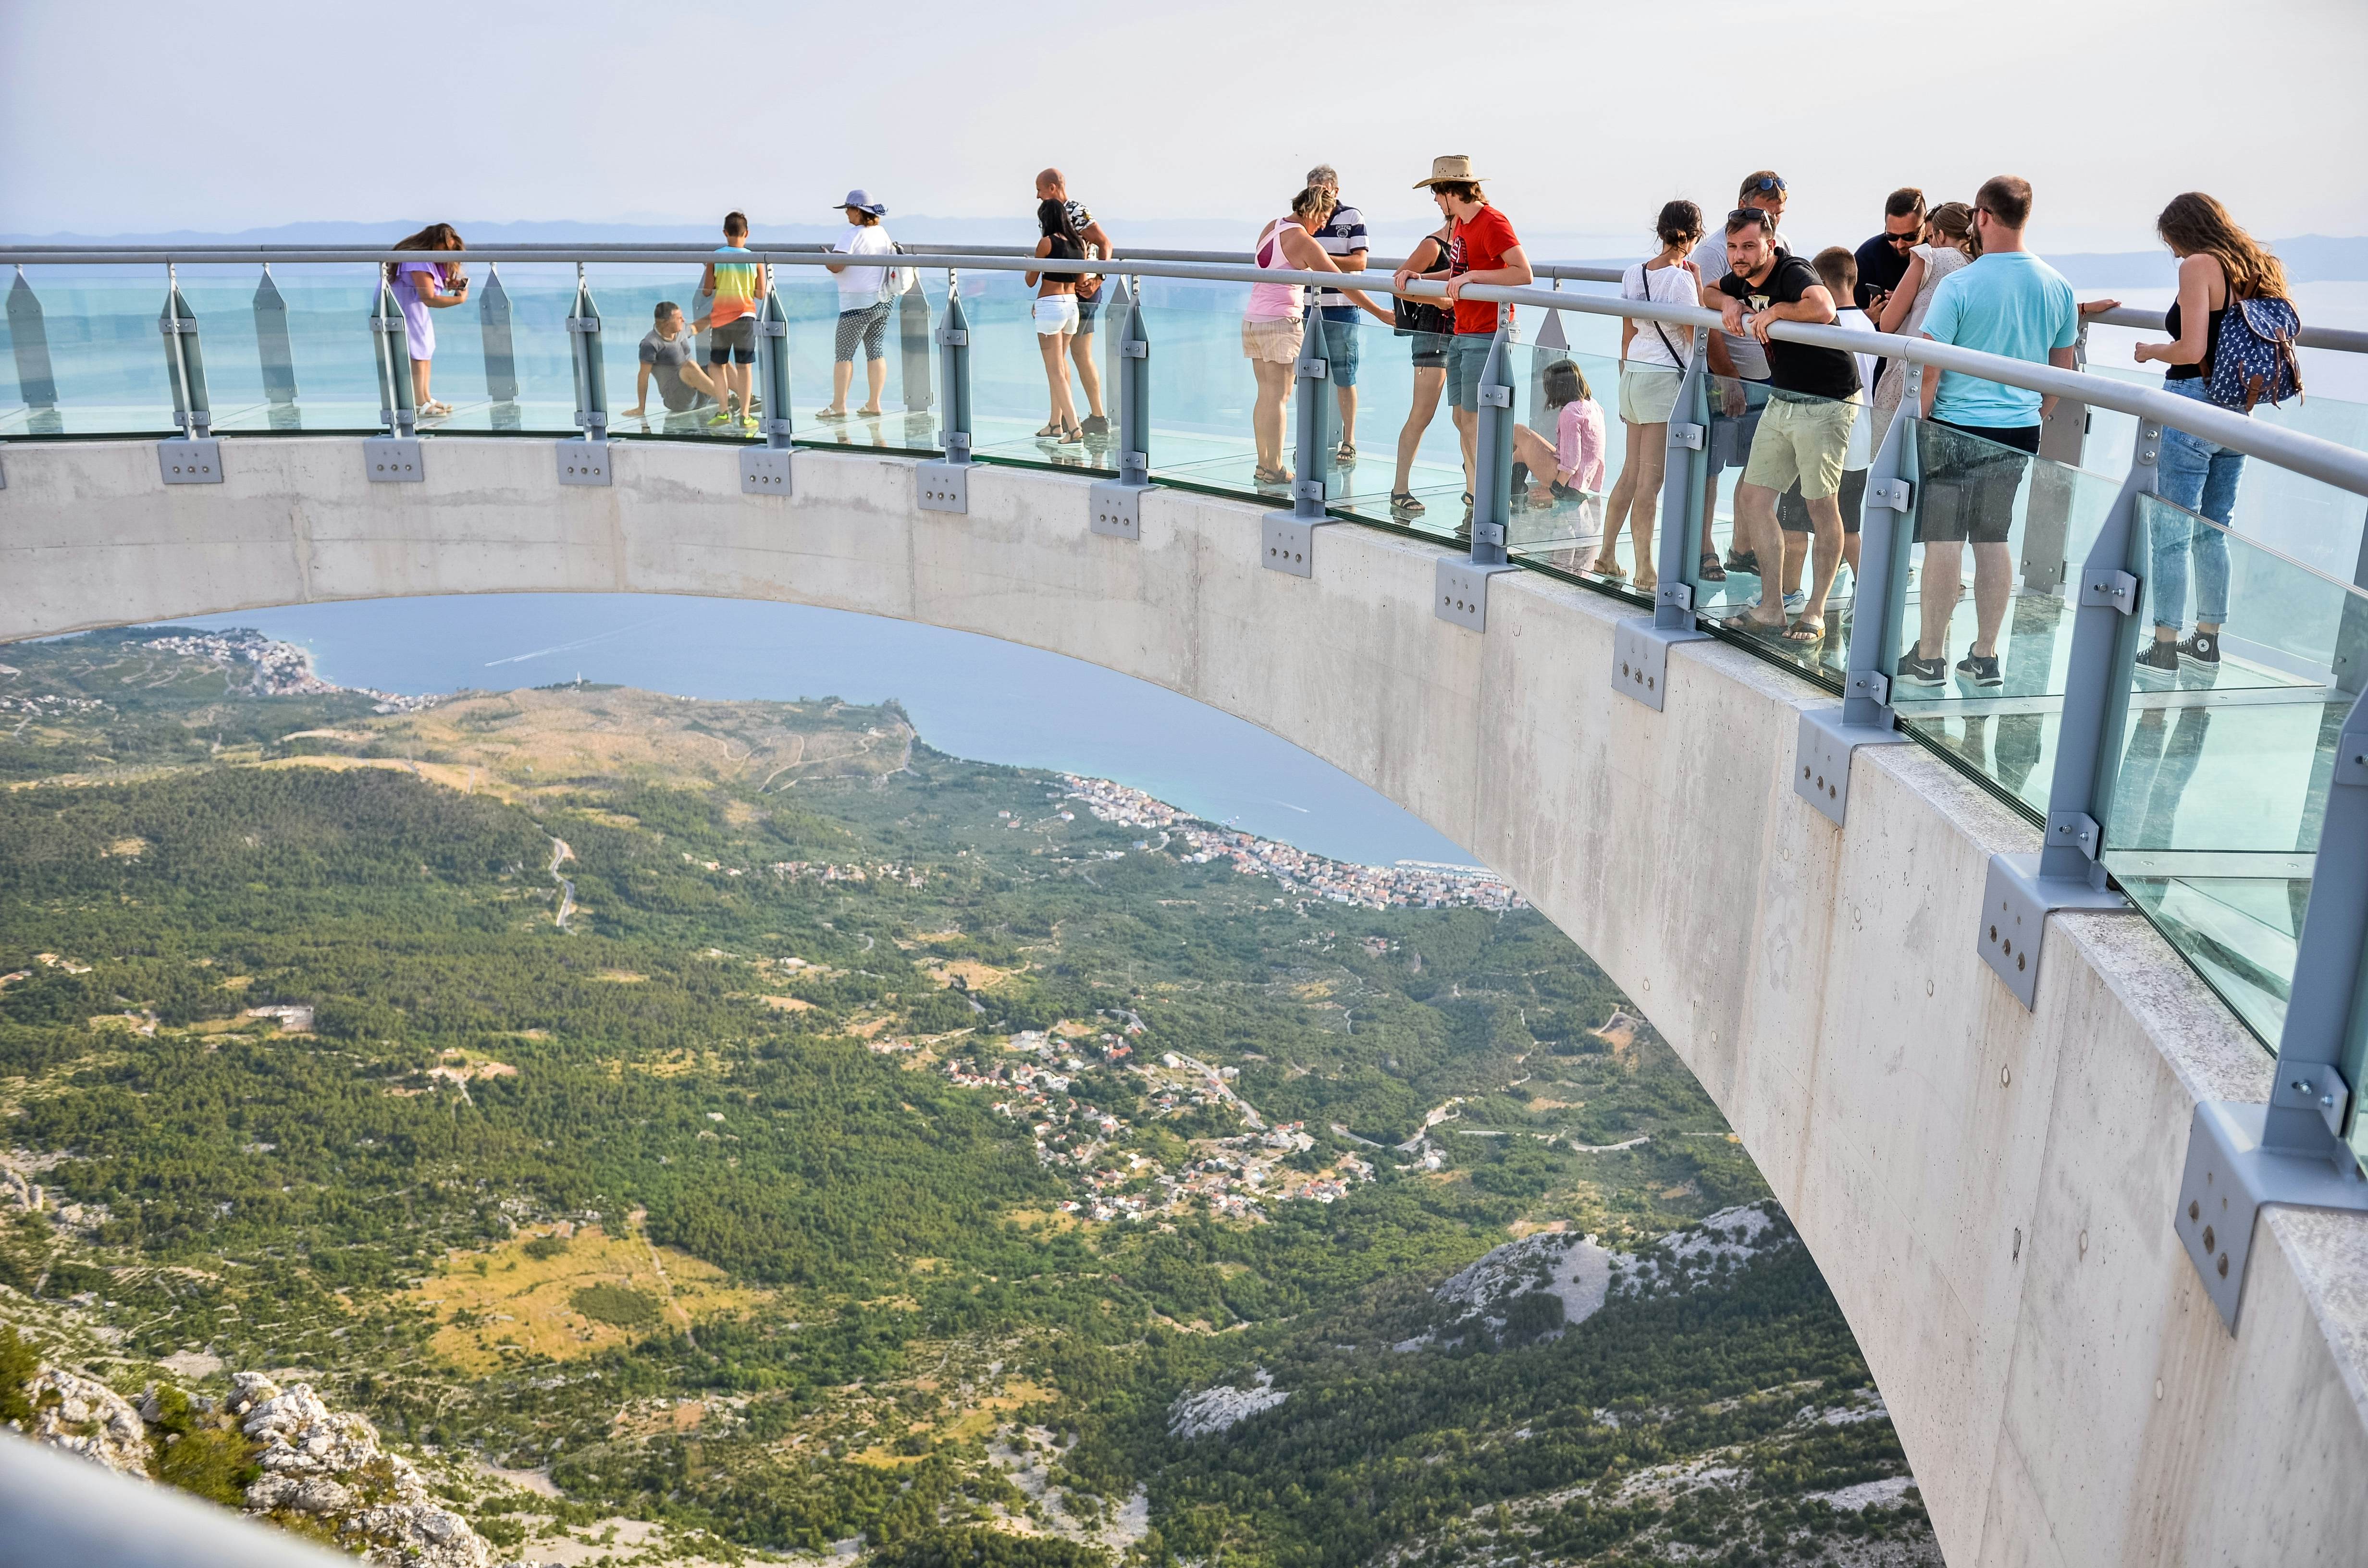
[1782,590,1807,615]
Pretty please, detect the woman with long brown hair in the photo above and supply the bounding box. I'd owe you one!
[386,223,468,418]
[2129,193,2295,670]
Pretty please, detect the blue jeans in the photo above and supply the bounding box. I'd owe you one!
[2151,377,2242,633]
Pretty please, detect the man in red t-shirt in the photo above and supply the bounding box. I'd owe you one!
[1395,156,1533,520]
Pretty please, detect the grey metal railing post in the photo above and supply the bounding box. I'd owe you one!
[1289,283,1335,521]
[158,265,212,440]
[938,271,972,465]
[153,263,222,484]
[1838,384,1918,728]
[368,276,415,437]
[1469,305,1515,565]
[554,263,612,486]
[1974,415,2159,1006]
[1087,277,1154,539]
[253,264,299,431]
[566,263,608,441]
[1654,338,1709,631]
[478,264,520,430]
[1792,379,1912,824]
[1116,276,1150,487]
[914,270,973,514]
[6,266,61,435]
[755,285,793,450]
[2175,685,2368,1331]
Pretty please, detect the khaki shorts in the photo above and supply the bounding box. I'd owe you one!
[1618,365,1683,425]
[1741,393,1862,502]
[1241,316,1304,364]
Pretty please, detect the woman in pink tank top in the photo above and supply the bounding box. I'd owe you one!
[1243,186,1369,486]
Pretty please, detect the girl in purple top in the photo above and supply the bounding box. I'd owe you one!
[387,223,468,417]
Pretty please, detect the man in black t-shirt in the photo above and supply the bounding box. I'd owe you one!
[1714,208,1863,639]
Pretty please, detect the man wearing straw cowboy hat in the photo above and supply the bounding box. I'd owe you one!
[1394,156,1533,530]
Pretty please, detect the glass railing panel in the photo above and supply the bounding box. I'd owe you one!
[1,263,179,435]
[2101,490,2368,1045]
[1889,419,2122,812]
[1139,273,1293,498]
[1502,344,1628,583]
[765,255,941,453]
[593,259,759,442]
[345,257,578,437]
[1676,378,1877,683]
[956,261,1116,473]
[1306,300,1459,536]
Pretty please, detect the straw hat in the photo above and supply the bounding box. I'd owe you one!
[1414,155,1487,189]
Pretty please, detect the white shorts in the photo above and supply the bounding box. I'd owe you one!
[1034,295,1079,336]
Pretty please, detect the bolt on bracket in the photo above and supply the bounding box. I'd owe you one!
[2176,1098,2368,1332]
[1976,851,2133,1010]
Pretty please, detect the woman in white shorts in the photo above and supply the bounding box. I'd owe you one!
[1869,201,1974,455]
[1028,198,1086,443]
[1595,200,1702,590]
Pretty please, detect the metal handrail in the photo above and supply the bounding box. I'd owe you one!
[7,243,2362,354]
[5,244,2365,501]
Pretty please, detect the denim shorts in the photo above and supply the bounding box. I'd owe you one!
[1318,307,1361,388]
[1408,331,1449,370]
[1447,332,1494,412]
[1075,291,1101,334]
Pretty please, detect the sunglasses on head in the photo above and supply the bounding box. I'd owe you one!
[1726,208,1775,229]
[1747,176,1786,195]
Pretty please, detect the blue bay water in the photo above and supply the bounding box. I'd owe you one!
[160,594,1479,870]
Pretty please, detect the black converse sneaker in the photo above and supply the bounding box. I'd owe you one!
[2134,638,2180,674]
[2178,631,2221,666]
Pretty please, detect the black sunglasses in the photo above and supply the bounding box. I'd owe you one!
[1726,208,1775,229]
[1884,230,1921,245]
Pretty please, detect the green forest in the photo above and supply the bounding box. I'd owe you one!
[0,628,1936,1567]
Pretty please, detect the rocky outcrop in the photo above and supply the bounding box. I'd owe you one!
[26,1366,151,1474]
[1169,1368,1289,1439]
[227,1372,498,1568]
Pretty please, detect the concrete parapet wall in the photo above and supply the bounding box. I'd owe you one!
[4,436,2365,1565]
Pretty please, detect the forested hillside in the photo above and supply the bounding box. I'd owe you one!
[0,629,1936,1568]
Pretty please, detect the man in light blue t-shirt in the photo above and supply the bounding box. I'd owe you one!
[1899,175,2085,690]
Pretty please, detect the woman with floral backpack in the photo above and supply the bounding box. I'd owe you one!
[2128,192,2303,671]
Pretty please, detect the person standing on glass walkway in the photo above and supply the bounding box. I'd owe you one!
[2126,193,2303,672]
[1593,198,1702,591]
[1027,198,1088,445]
[1036,169,1115,437]
[1306,165,1393,468]
[817,191,900,425]
[1396,156,1532,535]
[695,211,768,431]
[386,224,468,420]
[1903,176,2095,690]
[1244,185,1368,490]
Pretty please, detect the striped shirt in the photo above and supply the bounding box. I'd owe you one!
[1312,202,1367,311]
[709,245,761,326]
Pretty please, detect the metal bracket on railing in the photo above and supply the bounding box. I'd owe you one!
[1869,478,1912,512]
[2176,1099,2368,1333]
[2079,569,2141,613]
[1266,286,1339,571]
[363,437,423,483]
[1437,558,1515,633]
[156,265,218,481]
[1669,422,1704,451]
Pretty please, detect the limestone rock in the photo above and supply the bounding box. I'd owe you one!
[234,1377,500,1568]
[26,1366,151,1476]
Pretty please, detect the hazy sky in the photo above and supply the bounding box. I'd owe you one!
[4,0,2363,253]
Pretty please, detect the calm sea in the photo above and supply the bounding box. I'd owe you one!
[160,595,1480,870]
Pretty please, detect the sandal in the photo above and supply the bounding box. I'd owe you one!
[1391,491,1425,517]
[1253,465,1292,487]
[1035,423,1064,438]
[1699,552,1727,582]
[814,408,851,423]
[419,399,453,418]
[1060,424,1085,445]
[1781,618,1827,644]
[1335,442,1358,465]
[1725,548,1761,575]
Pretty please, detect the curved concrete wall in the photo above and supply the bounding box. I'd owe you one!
[5,436,2366,1565]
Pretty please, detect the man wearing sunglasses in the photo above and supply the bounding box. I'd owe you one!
[1853,188,1926,319]
[1686,172,1790,582]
